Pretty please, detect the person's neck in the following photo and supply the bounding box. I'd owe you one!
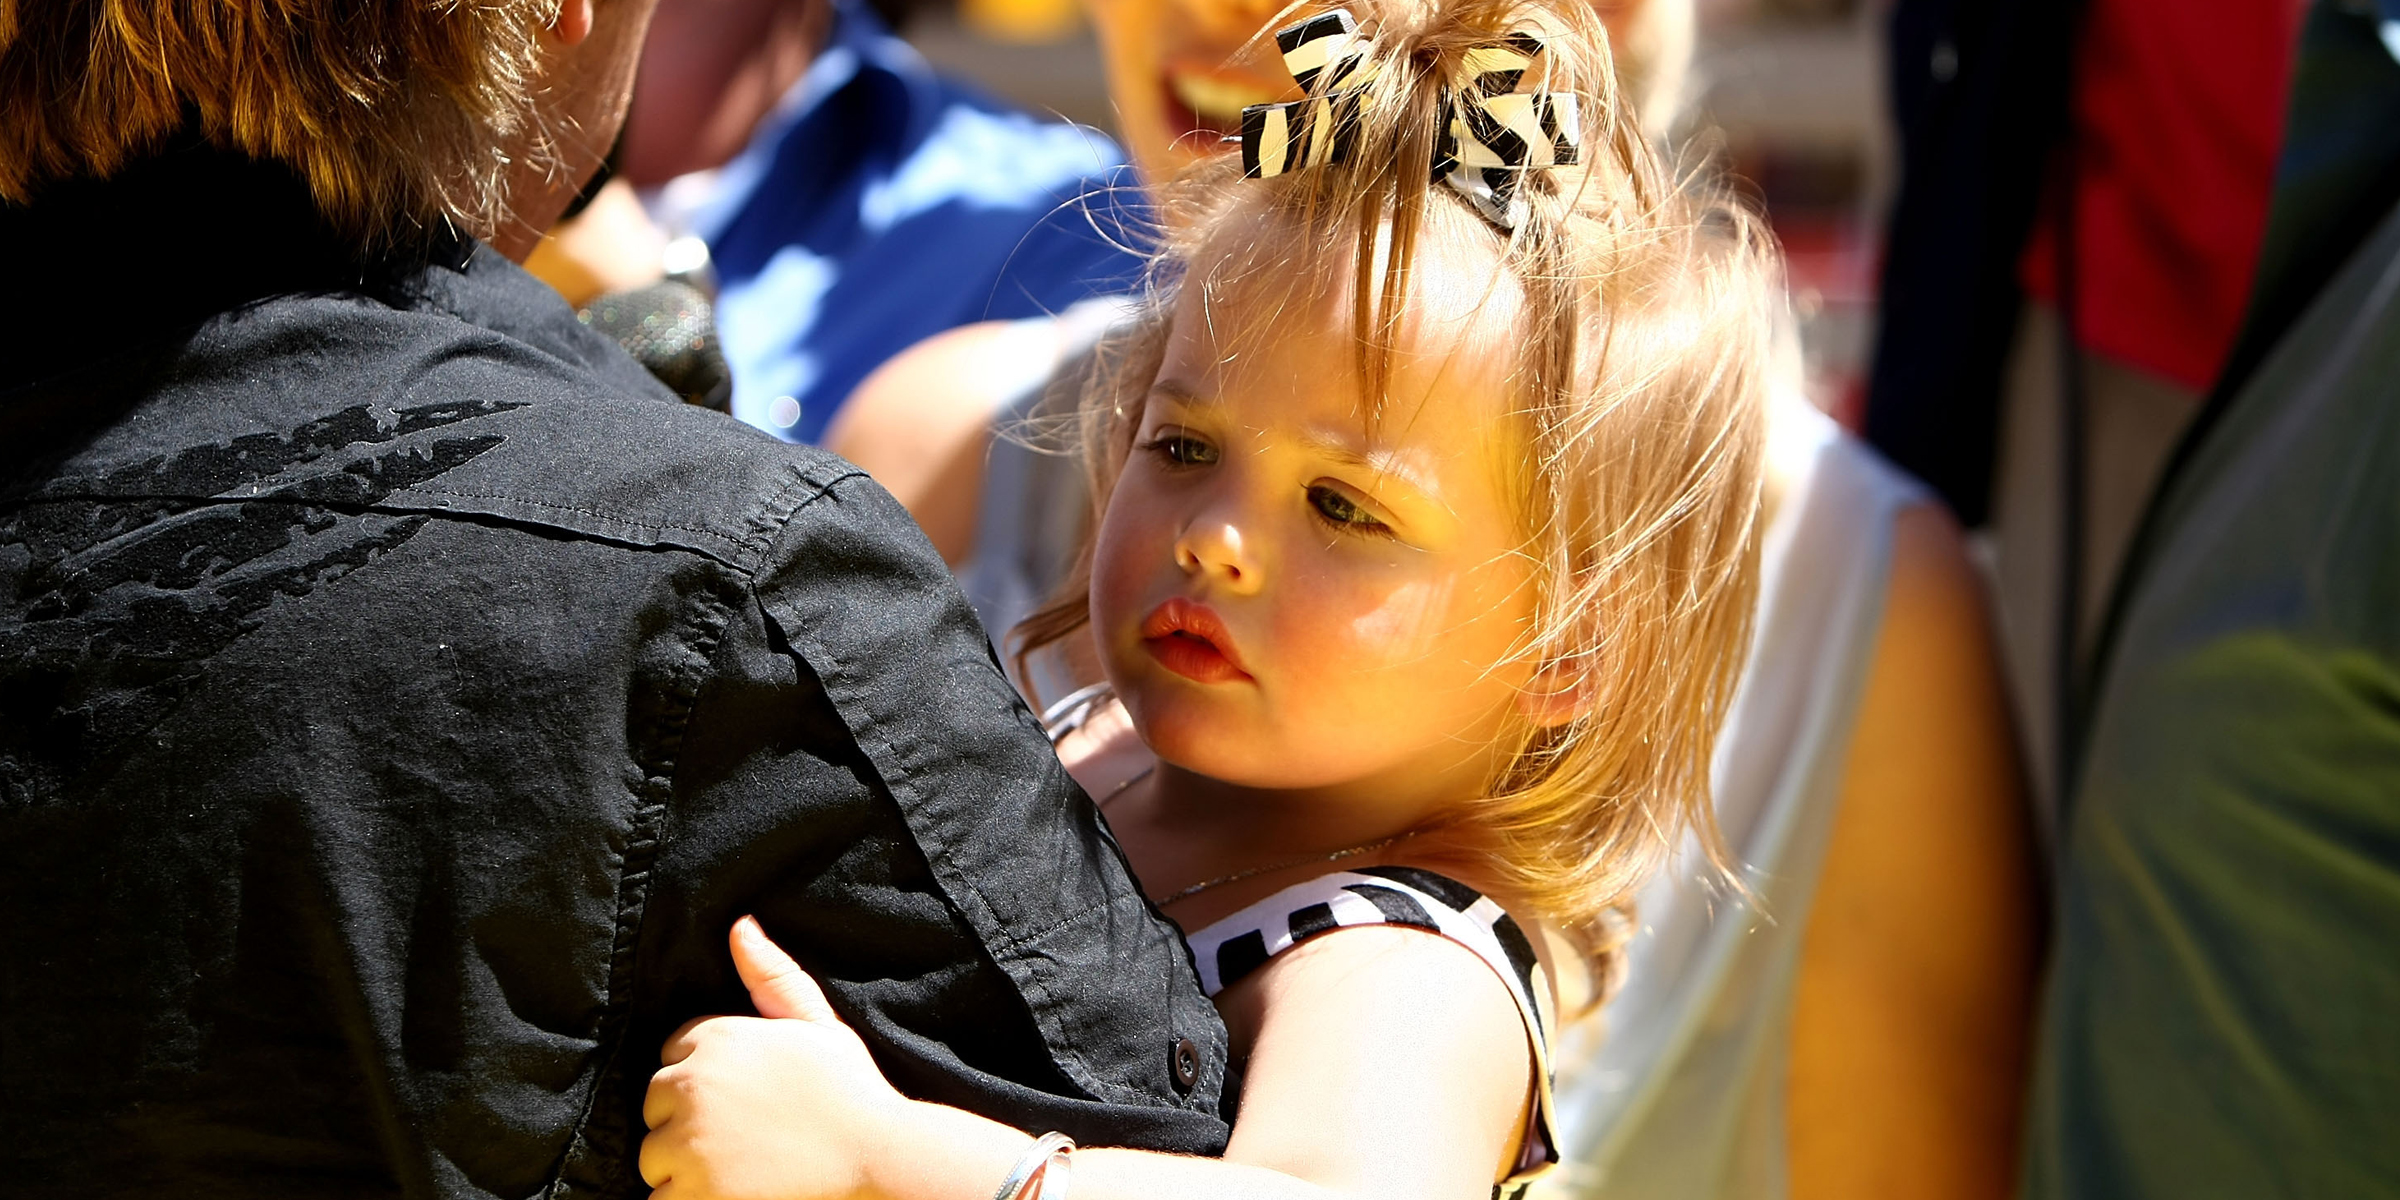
[1144,762,1452,851]
[620,0,839,185]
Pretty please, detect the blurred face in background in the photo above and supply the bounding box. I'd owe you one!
[620,0,833,185]
[1085,0,1301,185]
[1084,0,1671,186]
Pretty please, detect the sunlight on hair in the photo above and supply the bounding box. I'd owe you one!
[0,0,570,250]
[1013,0,1779,1004]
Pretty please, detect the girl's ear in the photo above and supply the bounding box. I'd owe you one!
[1517,660,1595,729]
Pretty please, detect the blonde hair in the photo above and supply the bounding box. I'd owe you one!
[0,0,569,250]
[1018,0,1774,996]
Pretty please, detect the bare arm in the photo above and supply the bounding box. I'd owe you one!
[643,919,1531,1200]
[1785,504,2043,1200]
[823,319,1066,565]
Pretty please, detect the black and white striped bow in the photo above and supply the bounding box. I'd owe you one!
[1237,10,1582,231]
[1238,11,1379,183]
[1432,33,1582,229]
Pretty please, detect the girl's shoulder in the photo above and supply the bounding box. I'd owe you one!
[1182,867,1544,1006]
[1185,867,1561,1191]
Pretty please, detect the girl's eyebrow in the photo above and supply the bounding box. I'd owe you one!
[1298,432,1442,503]
[1148,378,1210,405]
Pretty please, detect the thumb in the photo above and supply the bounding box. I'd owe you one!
[730,915,840,1024]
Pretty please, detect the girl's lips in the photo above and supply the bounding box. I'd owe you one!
[1140,598,1252,684]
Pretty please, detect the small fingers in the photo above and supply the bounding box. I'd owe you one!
[643,1062,686,1132]
[661,1015,715,1067]
[637,1116,678,1188]
[730,916,840,1024]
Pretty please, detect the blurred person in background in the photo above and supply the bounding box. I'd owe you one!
[1865,0,2308,814]
[0,0,1233,1192]
[831,0,2043,1196]
[541,0,1148,443]
[2020,3,2400,1195]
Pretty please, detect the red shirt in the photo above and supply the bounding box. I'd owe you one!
[2021,0,2307,391]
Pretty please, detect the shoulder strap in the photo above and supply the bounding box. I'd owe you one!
[1038,682,1116,745]
[1182,868,1560,1189]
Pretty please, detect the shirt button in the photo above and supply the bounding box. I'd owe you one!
[1171,1037,1201,1091]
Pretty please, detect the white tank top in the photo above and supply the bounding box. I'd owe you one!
[1534,405,1929,1198]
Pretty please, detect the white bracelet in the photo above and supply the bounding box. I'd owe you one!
[989,1131,1075,1200]
[1038,1143,1073,1200]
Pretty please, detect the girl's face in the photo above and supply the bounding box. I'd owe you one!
[1089,258,1543,797]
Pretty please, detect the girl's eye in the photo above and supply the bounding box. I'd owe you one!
[1306,483,1393,536]
[1142,433,1218,467]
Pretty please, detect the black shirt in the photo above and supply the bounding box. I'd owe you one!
[0,145,1228,1199]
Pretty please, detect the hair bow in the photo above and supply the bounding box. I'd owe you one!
[1237,10,1583,231]
[1238,11,1379,182]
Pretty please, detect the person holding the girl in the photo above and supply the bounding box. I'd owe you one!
[639,2,1774,1197]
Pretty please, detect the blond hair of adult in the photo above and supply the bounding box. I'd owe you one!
[1015,0,1779,993]
[0,0,576,250]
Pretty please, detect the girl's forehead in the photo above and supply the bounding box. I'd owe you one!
[1154,284,1528,500]
[1167,218,1527,419]
[1186,205,1524,343]
[1176,211,1516,379]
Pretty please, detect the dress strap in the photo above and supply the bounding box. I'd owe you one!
[1038,681,1116,746]
[1181,867,1559,1193]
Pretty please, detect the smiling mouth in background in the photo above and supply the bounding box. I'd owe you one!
[1161,68,1288,149]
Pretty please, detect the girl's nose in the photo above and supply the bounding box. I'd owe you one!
[1173,516,1262,594]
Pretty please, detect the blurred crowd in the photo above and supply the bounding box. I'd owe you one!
[539,0,2400,1192]
[4,0,2395,1192]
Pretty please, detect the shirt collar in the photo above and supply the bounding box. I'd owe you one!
[0,136,478,386]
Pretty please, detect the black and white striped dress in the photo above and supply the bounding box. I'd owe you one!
[1041,685,1559,1196]
[1183,866,1561,1200]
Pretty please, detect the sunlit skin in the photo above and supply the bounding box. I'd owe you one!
[1099,274,1526,768]
[1086,0,1302,184]
[1089,263,1542,889]
[492,0,666,262]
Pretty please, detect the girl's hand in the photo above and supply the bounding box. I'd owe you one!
[641,917,914,1200]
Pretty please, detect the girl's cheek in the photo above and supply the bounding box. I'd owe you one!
[1308,575,1457,670]
[1087,523,1144,639]
[1092,477,1167,592]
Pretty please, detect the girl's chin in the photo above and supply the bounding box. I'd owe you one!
[1123,703,1281,781]
[1130,712,1379,792]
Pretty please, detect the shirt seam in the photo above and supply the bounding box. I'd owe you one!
[541,464,851,1199]
[11,472,856,576]
[772,589,1178,1112]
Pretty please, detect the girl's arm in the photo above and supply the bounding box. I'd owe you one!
[641,917,1532,1200]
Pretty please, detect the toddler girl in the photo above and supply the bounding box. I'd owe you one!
[640,1,1776,1196]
